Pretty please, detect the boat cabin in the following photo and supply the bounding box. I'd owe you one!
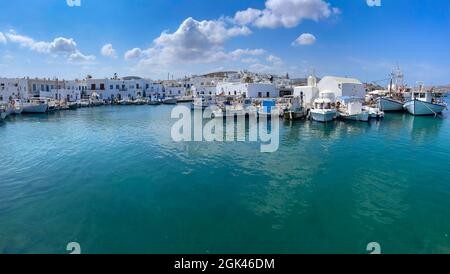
[412,90,434,103]
[314,98,333,110]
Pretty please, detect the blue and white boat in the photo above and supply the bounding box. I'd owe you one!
[310,98,337,122]
[377,96,405,112]
[162,97,178,105]
[377,67,411,112]
[404,88,447,116]
[337,96,370,122]
[22,99,48,113]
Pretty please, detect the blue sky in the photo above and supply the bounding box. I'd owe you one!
[0,0,449,85]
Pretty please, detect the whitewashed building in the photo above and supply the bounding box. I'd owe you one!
[162,80,187,97]
[192,85,217,96]
[190,77,217,96]
[294,75,366,108]
[0,78,29,102]
[38,80,85,102]
[293,76,320,108]
[0,77,72,102]
[317,76,366,98]
[216,82,279,98]
[86,77,163,100]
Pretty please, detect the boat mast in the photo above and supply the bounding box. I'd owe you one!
[394,65,404,93]
[389,74,394,96]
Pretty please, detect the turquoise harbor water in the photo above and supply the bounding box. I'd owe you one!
[0,100,450,254]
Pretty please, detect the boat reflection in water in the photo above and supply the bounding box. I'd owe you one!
[406,115,444,145]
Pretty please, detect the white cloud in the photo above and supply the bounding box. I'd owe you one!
[124,48,143,60]
[248,63,274,73]
[292,33,316,46]
[5,30,94,63]
[101,43,117,58]
[266,54,284,66]
[5,32,34,48]
[245,54,286,74]
[226,26,253,37]
[131,17,252,66]
[0,32,6,44]
[68,52,96,64]
[234,0,338,28]
[230,48,265,58]
[234,8,263,26]
[241,57,259,64]
[6,32,77,54]
[51,37,78,53]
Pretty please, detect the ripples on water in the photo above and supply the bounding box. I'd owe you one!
[0,102,450,254]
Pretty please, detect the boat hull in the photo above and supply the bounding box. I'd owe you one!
[119,101,132,105]
[310,110,337,122]
[404,99,447,116]
[378,97,404,112]
[364,107,384,119]
[284,111,306,120]
[13,107,23,115]
[5,106,14,116]
[163,99,178,105]
[178,97,194,103]
[338,111,370,122]
[212,110,247,118]
[68,103,78,110]
[22,103,48,113]
[148,101,161,106]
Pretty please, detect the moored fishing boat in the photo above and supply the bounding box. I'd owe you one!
[119,98,133,105]
[148,100,161,105]
[163,97,178,105]
[177,96,194,103]
[377,96,404,112]
[147,95,161,105]
[11,99,23,115]
[68,102,79,110]
[133,97,147,105]
[22,99,48,113]
[337,97,369,122]
[310,97,337,123]
[404,85,447,116]
[310,91,337,122]
[376,67,411,112]
[212,104,247,118]
[58,101,70,110]
[283,95,306,120]
[44,99,58,112]
[90,92,104,106]
[79,99,90,108]
[0,104,9,120]
[363,106,385,119]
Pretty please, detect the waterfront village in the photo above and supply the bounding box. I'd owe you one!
[0,69,448,123]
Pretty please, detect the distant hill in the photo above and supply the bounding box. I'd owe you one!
[201,71,238,78]
[436,85,450,91]
[365,83,384,91]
